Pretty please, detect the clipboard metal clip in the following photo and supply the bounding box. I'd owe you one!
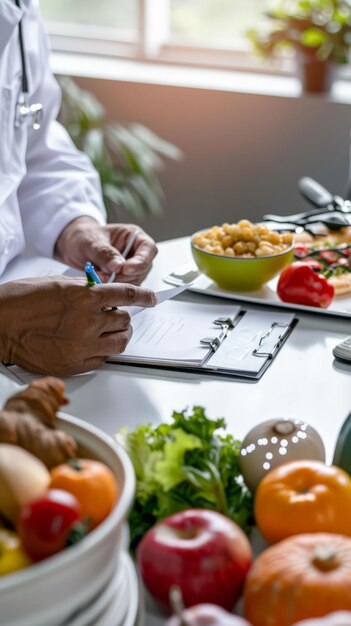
[252,322,290,358]
[200,317,235,353]
[201,336,222,351]
[213,317,235,330]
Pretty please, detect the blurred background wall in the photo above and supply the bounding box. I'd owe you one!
[73,76,351,241]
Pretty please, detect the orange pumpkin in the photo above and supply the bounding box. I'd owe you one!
[254,460,351,544]
[244,533,351,626]
[50,459,118,529]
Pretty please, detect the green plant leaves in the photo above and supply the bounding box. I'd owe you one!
[247,0,351,62]
[301,27,327,45]
[58,76,181,219]
[131,124,183,161]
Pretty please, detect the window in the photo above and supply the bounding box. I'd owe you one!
[40,0,274,71]
[40,0,140,58]
[170,0,267,48]
[40,1,138,36]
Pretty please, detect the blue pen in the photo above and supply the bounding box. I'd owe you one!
[85,261,118,311]
[85,261,102,285]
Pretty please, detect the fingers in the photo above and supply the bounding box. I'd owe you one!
[132,231,158,260]
[55,220,157,285]
[89,226,154,275]
[71,223,157,284]
[120,237,158,278]
[42,277,156,311]
[88,239,126,275]
[94,328,132,356]
[96,309,131,333]
[91,283,157,308]
[2,275,142,378]
[110,272,150,286]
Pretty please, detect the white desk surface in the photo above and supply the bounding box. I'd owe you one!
[2,236,351,626]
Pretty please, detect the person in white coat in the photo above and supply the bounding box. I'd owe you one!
[0,0,158,376]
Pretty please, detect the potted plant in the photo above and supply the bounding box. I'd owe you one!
[247,0,351,93]
[58,77,182,220]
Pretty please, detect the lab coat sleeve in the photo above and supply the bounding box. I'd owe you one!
[17,16,106,258]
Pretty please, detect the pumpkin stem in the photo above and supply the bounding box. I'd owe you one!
[68,458,83,472]
[312,545,340,571]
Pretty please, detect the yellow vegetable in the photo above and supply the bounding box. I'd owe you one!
[0,529,31,576]
[0,444,50,523]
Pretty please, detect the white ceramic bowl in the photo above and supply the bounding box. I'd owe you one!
[0,412,136,626]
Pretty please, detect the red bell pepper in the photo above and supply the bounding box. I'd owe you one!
[277,261,334,308]
[303,258,323,271]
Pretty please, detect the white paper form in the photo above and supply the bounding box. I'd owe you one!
[116,300,241,365]
[122,285,190,317]
[207,310,295,375]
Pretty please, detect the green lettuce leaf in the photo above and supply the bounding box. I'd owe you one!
[118,406,254,552]
[154,429,202,491]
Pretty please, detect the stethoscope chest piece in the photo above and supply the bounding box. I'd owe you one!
[15,93,43,130]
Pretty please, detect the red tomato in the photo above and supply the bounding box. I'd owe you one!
[319,250,339,264]
[18,489,83,562]
[294,244,309,259]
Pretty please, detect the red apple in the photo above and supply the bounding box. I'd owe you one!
[136,509,252,610]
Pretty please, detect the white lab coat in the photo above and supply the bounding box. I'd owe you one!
[0,0,106,276]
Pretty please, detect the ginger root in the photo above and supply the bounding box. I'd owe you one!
[0,378,77,469]
[4,377,69,427]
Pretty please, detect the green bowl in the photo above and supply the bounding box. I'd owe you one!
[191,231,294,292]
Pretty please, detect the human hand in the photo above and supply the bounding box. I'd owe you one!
[166,604,250,626]
[55,217,158,285]
[0,277,156,376]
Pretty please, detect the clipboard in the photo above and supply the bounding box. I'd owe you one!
[107,300,296,380]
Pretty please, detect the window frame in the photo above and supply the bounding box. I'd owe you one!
[42,0,341,79]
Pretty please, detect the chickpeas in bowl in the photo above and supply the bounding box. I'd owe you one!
[191,220,294,292]
[192,220,293,258]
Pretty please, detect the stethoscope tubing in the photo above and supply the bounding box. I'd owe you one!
[13,0,43,129]
[15,0,29,95]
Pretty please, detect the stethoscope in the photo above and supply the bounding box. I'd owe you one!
[14,0,43,130]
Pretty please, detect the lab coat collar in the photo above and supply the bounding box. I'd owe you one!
[0,0,23,55]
